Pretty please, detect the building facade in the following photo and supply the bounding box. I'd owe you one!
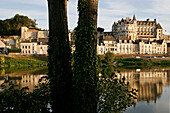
[139,39,167,54]
[112,15,163,41]
[20,38,48,55]
[97,36,137,55]
[21,27,49,41]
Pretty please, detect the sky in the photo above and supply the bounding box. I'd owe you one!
[0,0,170,34]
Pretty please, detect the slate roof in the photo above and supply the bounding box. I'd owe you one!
[157,23,162,29]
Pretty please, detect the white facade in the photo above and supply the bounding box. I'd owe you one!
[20,39,48,55]
[97,38,136,55]
[112,15,163,41]
[21,42,38,54]
[139,40,167,54]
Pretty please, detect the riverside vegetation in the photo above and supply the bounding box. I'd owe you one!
[0,58,137,113]
[0,55,169,68]
[0,56,47,67]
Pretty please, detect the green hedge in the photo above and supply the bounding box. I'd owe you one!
[8,49,21,53]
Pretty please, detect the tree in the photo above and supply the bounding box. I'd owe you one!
[47,0,72,112]
[0,14,37,35]
[73,0,98,112]
[104,51,115,64]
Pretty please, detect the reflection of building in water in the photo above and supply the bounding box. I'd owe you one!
[115,69,168,104]
[0,74,47,92]
[21,74,46,92]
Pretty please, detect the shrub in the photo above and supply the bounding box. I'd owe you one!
[8,49,21,53]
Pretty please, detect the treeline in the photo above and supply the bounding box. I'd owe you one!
[0,14,37,36]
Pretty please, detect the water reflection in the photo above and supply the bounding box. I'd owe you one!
[0,67,169,113]
[114,68,170,113]
[0,67,47,92]
[115,68,169,104]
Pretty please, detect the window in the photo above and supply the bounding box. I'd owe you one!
[22,46,24,49]
[28,46,30,49]
[23,51,24,53]
[25,46,27,49]
[40,47,42,49]
[26,51,27,53]
[29,51,30,53]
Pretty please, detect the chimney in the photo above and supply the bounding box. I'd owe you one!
[147,19,150,22]
[154,19,156,23]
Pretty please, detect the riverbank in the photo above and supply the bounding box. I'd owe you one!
[117,58,170,68]
[0,56,47,67]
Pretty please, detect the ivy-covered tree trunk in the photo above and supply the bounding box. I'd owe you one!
[47,0,72,112]
[73,0,98,112]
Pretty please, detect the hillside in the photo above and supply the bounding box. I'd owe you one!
[0,14,37,36]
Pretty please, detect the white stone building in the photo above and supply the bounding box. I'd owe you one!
[97,36,137,55]
[139,39,167,54]
[20,38,48,55]
[112,15,163,41]
[21,26,49,41]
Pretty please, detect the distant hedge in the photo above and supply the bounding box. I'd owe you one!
[8,49,21,53]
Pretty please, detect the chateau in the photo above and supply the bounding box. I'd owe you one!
[112,15,163,41]
[97,15,169,55]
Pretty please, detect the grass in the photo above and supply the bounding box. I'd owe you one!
[117,58,170,68]
[0,56,47,67]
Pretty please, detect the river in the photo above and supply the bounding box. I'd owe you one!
[0,67,169,113]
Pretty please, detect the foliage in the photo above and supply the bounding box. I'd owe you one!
[0,14,37,35]
[104,51,115,64]
[73,0,98,112]
[0,66,47,75]
[8,49,21,53]
[0,56,5,64]
[0,56,47,66]
[0,76,50,113]
[117,58,170,67]
[98,65,137,113]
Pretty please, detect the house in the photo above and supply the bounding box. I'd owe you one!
[0,40,8,54]
[20,38,48,55]
[139,39,167,54]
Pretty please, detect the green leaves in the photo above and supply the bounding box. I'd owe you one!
[0,76,50,112]
[0,14,37,35]
[98,64,137,112]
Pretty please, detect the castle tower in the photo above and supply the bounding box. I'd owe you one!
[133,14,136,21]
[21,27,28,41]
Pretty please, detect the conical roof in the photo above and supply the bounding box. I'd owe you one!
[157,23,162,29]
[133,14,136,21]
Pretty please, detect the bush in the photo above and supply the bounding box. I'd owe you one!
[8,49,21,53]
[104,51,115,64]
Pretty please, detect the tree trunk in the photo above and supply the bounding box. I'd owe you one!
[47,0,72,112]
[73,0,98,112]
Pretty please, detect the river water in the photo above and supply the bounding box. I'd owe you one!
[0,67,169,113]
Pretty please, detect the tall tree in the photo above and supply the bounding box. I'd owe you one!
[73,0,98,112]
[47,0,72,112]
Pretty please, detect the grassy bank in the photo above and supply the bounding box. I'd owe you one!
[117,58,170,68]
[0,56,47,67]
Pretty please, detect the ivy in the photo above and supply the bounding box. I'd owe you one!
[73,0,98,112]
